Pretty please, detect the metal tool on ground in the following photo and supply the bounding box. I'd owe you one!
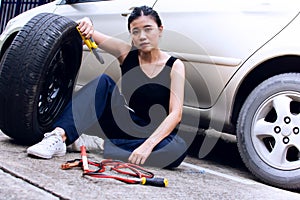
[76,26,104,64]
[61,148,168,187]
[80,145,89,172]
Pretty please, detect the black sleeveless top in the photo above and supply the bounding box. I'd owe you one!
[121,48,177,125]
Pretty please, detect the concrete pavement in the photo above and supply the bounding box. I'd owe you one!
[1,131,300,200]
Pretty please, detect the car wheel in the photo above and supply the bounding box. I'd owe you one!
[0,13,82,144]
[237,73,300,190]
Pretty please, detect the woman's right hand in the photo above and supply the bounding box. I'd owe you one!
[77,17,94,39]
[76,17,131,64]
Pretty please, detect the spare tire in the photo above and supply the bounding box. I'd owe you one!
[0,13,82,144]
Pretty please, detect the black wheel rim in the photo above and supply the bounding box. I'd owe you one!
[38,45,74,127]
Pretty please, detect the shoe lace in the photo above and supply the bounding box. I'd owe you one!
[41,131,61,146]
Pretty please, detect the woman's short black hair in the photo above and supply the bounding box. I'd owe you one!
[127,5,162,31]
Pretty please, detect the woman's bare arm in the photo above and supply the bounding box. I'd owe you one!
[77,17,131,64]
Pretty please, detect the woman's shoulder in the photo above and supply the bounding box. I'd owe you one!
[120,46,139,69]
[164,52,184,69]
[165,54,185,77]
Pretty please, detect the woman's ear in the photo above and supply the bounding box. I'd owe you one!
[159,25,164,37]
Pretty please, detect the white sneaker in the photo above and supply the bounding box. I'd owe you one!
[68,133,104,153]
[27,130,66,159]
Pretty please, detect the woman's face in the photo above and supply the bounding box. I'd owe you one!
[129,15,163,53]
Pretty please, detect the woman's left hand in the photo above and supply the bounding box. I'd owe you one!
[128,144,153,165]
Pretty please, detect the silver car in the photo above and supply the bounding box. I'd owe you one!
[1,0,300,190]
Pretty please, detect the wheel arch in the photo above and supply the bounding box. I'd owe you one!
[231,55,300,129]
[0,32,18,59]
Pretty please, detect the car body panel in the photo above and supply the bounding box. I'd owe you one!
[221,12,300,125]
[153,0,300,109]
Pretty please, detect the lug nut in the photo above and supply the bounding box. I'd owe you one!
[293,127,299,134]
[283,137,289,144]
[284,117,291,124]
[274,126,281,133]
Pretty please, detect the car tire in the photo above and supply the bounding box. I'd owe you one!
[237,73,300,190]
[0,13,82,144]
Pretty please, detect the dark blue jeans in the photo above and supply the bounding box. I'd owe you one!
[54,74,187,168]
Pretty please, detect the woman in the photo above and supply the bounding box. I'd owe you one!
[27,6,187,168]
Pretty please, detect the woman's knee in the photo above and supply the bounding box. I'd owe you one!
[94,74,117,98]
[97,74,115,87]
[145,135,187,168]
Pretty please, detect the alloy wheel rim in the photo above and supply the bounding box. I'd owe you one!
[252,91,300,170]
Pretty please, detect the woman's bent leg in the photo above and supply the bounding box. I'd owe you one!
[103,134,187,169]
[27,74,118,158]
[54,74,117,145]
[147,135,188,169]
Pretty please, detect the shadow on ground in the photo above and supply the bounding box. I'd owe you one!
[186,131,247,171]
